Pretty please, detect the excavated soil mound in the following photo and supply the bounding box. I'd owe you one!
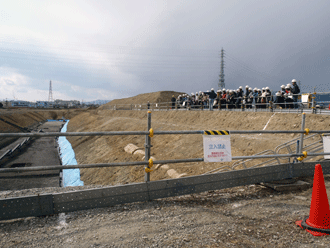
[99,91,186,108]
[66,110,330,186]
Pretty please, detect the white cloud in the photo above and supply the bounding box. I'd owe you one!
[0,67,120,101]
[1,0,330,100]
[0,67,29,100]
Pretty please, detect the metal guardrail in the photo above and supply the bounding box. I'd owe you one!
[1,153,330,174]
[1,112,330,177]
[275,134,323,163]
[1,112,330,220]
[0,129,329,138]
[105,93,330,113]
[1,161,330,221]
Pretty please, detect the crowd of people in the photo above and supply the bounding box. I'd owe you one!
[171,79,301,110]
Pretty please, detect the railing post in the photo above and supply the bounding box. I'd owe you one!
[294,140,300,164]
[144,111,152,182]
[299,113,306,153]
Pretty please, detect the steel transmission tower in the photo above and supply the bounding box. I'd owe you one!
[218,48,225,89]
[48,80,53,102]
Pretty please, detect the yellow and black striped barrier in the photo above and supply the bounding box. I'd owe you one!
[204,130,229,135]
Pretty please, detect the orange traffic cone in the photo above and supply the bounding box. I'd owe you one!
[296,164,330,236]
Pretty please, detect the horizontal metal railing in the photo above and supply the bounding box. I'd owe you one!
[1,129,329,138]
[104,92,330,113]
[1,153,330,174]
[1,111,330,221]
[1,112,329,179]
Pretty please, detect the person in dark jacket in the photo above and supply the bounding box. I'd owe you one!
[291,79,300,108]
[204,88,217,110]
[245,87,253,108]
[235,86,243,108]
[274,91,285,108]
[171,95,176,109]
[256,89,262,109]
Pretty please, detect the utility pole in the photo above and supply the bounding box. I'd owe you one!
[48,80,53,102]
[218,48,225,89]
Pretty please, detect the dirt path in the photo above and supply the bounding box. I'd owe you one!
[0,121,64,190]
[1,176,330,247]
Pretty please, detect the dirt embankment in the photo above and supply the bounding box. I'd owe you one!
[66,110,330,186]
[99,91,186,108]
[0,109,84,149]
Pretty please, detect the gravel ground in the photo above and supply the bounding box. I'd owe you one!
[1,177,330,247]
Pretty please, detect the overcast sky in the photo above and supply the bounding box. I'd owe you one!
[1,0,329,102]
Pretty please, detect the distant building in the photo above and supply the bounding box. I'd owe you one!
[10,100,35,108]
[36,101,50,108]
[54,99,80,108]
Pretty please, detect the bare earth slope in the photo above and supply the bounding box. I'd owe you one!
[66,110,330,186]
[0,109,83,150]
[99,91,186,108]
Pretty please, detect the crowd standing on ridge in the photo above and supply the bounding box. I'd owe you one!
[171,79,300,110]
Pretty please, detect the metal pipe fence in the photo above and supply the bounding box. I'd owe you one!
[2,111,330,221]
[1,153,330,174]
[1,129,329,138]
[1,111,330,182]
[105,93,330,114]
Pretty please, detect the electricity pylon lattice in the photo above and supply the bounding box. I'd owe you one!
[218,48,225,89]
[48,80,53,102]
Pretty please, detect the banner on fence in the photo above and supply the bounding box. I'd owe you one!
[203,135,232,162]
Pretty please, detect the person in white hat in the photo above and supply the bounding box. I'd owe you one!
[235,86,244,108]
[244,86,253,108]
[204,88,217,110]
[291,79,300,107]
[274,91,285,109]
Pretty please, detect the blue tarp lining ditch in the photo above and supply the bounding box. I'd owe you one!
[58,121,84,187]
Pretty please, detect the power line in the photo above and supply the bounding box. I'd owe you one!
[225,53,280,82]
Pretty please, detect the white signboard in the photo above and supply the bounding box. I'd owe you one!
[323,135,330,160]
[203,135,232,162]
[301,94,310,103]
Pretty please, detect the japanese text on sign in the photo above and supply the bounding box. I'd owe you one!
[203,135,232,162]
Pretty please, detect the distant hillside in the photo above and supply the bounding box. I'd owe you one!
[99,91,186,109]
